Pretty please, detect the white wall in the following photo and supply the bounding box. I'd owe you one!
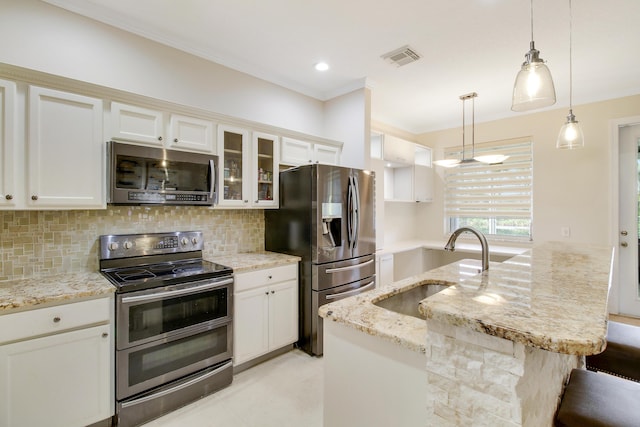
[324,88,370,169]
[419,95,640,246]
[0,0,326,137]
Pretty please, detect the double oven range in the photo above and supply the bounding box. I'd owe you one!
[99,231,233,427]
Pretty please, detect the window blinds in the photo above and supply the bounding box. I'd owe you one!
[444,137,533,221]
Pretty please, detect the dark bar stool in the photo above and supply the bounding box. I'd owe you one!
[555,368,640,427]
[586,320,640,382]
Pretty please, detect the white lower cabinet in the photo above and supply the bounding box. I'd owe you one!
[233,264,298,366]
[0,297,113,427]
[376,253,394,288]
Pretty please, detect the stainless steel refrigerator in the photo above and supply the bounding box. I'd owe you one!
[265,164,376,356]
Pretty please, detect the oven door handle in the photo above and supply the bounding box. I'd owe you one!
[120,360,233,409]
[121,278,233,304]
[325,280,375,300]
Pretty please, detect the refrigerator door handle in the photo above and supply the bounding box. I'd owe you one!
[347,176,354,250]
[352,174,360,248]
[347,175,359,251]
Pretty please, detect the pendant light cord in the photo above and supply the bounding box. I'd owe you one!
[569,0,573,111]
[461,95,466,160]
[472,95,475,158]
[530,0,534,41]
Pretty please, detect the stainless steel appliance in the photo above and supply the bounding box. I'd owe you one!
[265,164,376,356]
[99,231,233,427]
[107,141,218,206]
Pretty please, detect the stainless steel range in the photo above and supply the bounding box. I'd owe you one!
[99,231,234,427]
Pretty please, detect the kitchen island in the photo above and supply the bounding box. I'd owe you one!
[319,241,613,427]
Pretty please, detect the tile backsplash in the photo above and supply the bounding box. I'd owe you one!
[0,206,265,281]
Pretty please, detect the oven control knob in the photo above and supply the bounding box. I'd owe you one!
[181,237,189,246]
[108,242,119,251]
[191,237,198,245]
[123,241,133,250]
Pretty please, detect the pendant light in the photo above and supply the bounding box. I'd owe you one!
[434,93,509,167]
[556,0,584,149]
[511,0,556,112]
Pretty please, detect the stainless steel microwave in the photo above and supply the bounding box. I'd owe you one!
[107,141,218,206]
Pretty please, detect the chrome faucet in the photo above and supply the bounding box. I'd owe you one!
[444,227,490,271]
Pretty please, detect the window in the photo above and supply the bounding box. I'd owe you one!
[444,137,533,241]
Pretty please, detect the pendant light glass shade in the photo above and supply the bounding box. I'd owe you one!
[557,110,584,149]
[511,0,556,112]
[556,0,584,149]
[433,158,461,168]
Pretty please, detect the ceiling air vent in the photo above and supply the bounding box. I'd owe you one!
[381,45,422,67]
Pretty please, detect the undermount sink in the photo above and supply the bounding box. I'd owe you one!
[373,281,451,319]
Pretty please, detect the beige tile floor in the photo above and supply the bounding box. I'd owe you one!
[142,349,323,427]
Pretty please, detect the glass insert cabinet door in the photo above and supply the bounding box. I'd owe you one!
[218,125,249,206]
[252,132,279,208]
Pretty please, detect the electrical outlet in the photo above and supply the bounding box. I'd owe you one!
[561,226,571,238]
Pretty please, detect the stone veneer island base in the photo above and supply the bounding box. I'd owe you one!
[320,242,613,427]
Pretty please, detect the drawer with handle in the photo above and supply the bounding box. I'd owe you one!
[234,263,298,293]
[0,297,111,344]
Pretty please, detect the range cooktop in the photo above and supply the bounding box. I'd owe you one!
[99,231,233,292]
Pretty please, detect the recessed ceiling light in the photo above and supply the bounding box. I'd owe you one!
[314,62,329,72]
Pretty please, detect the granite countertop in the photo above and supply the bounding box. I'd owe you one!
[211,251,300,274]
[0,272,115,314]
[320,241,613,356]
[0,251,299,315]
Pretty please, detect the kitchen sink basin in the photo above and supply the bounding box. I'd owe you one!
[373,281,451,319]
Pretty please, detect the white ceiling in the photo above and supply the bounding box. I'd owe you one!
[43,0,640,134]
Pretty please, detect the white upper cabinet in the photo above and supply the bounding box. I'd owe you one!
[281,137,340,166]
[110,102,164,147]
[28,86,104,209]
[414,145,433,202]
[110,102,215,153]
[280,137,312,165]
[218,127,279,209]
[218,125,250,207]
[383,134,415,166]
[381,134,433,203]
[314,143,341,165]
[252,132,279,208]
[0,79,17,209]
[167,113,214,153]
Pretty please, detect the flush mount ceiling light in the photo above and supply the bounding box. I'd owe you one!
[434,93,509,168]
[557,0,584,149]
[314,62,329,71]
[511,0,556,112]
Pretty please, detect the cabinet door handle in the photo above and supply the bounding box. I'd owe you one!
[5,194,12,200]
[271,290,275,294]
[31,195,38,201]
[102,332,109,338]
[174,138,178,143]
[158,136,163,141]
[53,316,61,323]
[268,275,273,280]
